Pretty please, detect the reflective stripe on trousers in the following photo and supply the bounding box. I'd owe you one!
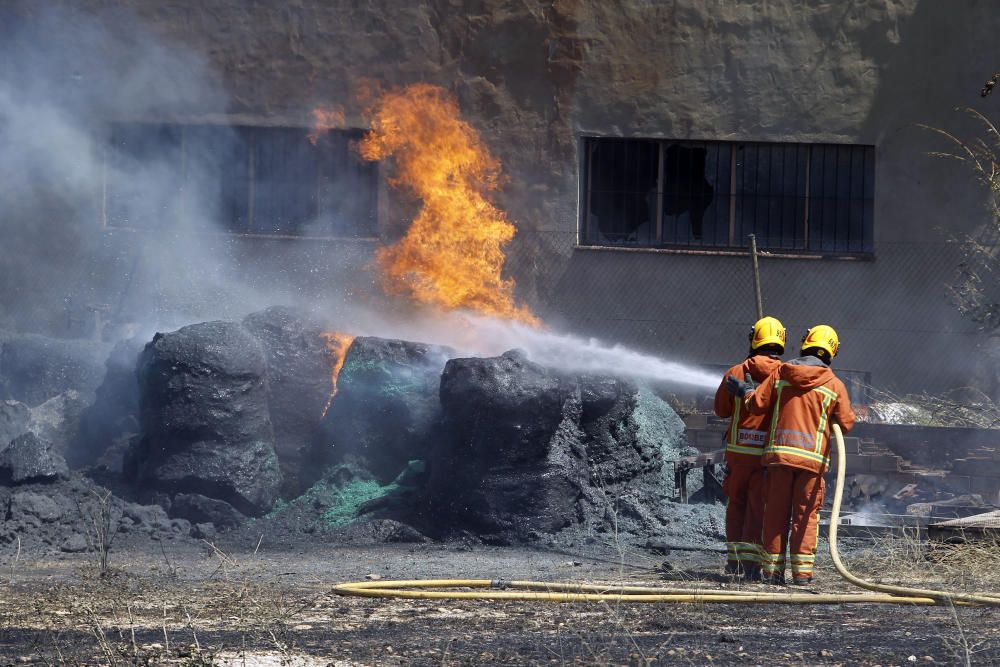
[726,541,761,563]
[789,553,816,578]
[758,551,785,576]
[761,466,825,579]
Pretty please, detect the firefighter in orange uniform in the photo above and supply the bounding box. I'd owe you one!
[714,316,785,579]
[732,324,856,585]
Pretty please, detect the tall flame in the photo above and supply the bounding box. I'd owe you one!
[357,84,538,325]
[320,332,356,418]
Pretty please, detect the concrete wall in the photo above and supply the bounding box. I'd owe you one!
[5,0,999,393]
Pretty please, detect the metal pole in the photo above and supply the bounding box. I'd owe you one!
[749,234,763,320]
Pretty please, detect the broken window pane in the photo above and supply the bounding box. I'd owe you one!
[661,142,726,247]
[581,137,874,256]
[585,138,659,246]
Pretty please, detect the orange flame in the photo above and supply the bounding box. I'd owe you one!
[320,332,356,418]
[357,84,539,325]
[308,106,346,145]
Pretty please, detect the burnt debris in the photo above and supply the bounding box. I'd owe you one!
[0,307,724,554]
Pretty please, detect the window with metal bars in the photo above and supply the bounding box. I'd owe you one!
[105,123,378,239]
[581,138,874,255]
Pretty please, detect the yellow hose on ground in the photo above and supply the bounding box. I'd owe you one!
[826,424,1000,606]
[333,424,1000,605]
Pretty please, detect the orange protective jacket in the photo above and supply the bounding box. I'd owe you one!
[714,355,782,466]
[748,357,856,474]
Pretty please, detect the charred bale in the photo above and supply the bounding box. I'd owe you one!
[169,493,246,530]
[0,400,30,446]
[129,321,280,517]
[0,432,68,484]
[0,332,107,407]
[431,350,588,540]
[431,350,686,542]
[28,390,89,461]
[0,477,195,556]
[0,399,72,485]
[242,306,335,496]
[315,336,450,485]
[71,336,145,468]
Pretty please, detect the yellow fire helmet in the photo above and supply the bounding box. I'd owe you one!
[748,316,786,352]
[801,324,840,359]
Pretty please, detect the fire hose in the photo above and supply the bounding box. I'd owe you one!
[333,425,1000,605]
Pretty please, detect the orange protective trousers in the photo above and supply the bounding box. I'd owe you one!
[723,463,765,568]
[760,465,825,581]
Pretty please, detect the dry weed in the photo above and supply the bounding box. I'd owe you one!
[842,528,1000,593]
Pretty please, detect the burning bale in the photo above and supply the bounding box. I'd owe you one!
[243,306,338,495]
[78,312,717,546]
[126,320,281,517]
[315,336,451,484]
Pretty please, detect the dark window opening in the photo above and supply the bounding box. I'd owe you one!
[585,138,659,246]
[582,137,874,255]
[106,123,378,239]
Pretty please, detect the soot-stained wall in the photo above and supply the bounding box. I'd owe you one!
[4,0,998,394]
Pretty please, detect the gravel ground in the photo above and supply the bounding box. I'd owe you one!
[0,532,997,665]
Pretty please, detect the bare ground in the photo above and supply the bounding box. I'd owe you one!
[0,534,997,666]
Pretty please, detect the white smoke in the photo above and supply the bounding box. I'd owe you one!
[0,6,720,396]
[0,6,368,337]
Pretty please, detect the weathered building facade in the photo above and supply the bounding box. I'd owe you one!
[3,0,998,394]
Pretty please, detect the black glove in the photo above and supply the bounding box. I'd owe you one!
[725,373,756,398]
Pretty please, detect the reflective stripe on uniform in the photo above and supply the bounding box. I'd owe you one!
[727,444,764,456]
[765,381,789,451]
[764,381,838,468]
[812,387,837,454]
[764,445,830,466]
[728,397,741,448]
[726,399,767,457]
